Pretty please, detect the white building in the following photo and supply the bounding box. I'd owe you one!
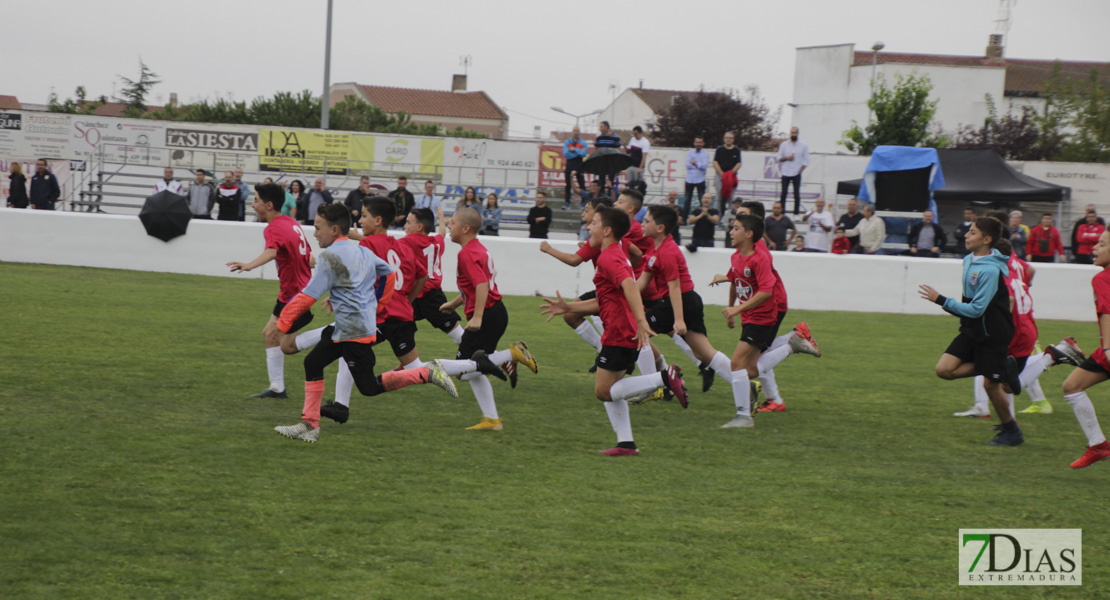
[597,88,710,131]
[791,37,1110,154]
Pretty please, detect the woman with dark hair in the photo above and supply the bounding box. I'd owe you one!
[481,193,502,235]
[290,179,308,223]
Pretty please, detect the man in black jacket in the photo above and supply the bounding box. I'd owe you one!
[902,210,946,257]
[388,176,415,228]
[527,192,553,239]
[29,158,61,210]
[345,176,373,221]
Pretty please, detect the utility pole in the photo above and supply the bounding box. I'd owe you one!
[320,0,334,129]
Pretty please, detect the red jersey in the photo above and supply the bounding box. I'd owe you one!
[1076,223,1105,255]
[625,219,655,279]
[399,232,445,296]
[831,237,851,255]
[264,215,313,303]
[456,238,502,318]
[594,242,639,348]
[360,234,425,323]
[755,239,788,313]
[727,248,778,326]
[1005,254,1038,357]
[577,237,632,267]
[646,236,695,301]
[1027,225,1064,258]
[1093,269,1110,372]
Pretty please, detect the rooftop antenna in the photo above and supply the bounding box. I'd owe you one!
[459,55,472,76]
[994,0,1015,36]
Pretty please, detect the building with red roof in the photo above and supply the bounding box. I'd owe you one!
[329,76,508,139]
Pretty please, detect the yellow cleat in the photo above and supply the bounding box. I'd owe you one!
[629,387,665,406]
[510,341,538,374]
[1019,400,1054,414]
[466,417,504,431]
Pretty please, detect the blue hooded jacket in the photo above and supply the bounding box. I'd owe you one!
[941,249,1014,348]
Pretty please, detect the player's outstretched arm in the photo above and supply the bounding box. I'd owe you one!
[540,241,585,267]
[227,248,278,273]
[708,274,730,286]
[436,205,448,239]
[540,291,599,322]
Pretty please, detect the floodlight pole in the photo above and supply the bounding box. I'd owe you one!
[320,0,334,129]
[867,41,885,125]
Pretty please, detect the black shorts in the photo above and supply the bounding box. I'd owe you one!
[596,345,639,374]
[944,333,1009,383]
[1079,355,1110,376]
[772,311,787,338]
[411,288,461,333]
[578,290,597,301]
[273,299,314,333]
[457,300,509,359]
[646,290,707,335]
[376,319,418,358]
[740,323,777,352]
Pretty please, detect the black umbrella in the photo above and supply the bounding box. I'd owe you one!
[580,148,636,176]
[140,190,191,242]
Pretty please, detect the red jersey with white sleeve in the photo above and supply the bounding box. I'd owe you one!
[755,239,788,313]
[594,242,639,348]
[1005,254,1038,357]
[727,248,779,326]
[577,237,633,268]
[456,238,502,318]
[399,232,445,296]
[263,215,313,303]
[646,236,695,300]
[360,234,425,323]
[625,219,655,279]
[1092,269,1110,372]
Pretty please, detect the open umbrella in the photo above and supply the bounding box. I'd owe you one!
[580,148,636,176]
[139,190,191,242]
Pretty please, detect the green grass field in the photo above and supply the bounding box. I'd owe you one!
[2,262,1107,599]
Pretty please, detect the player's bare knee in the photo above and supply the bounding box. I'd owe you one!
[1062,376,1083,396]
[563,313,584,327]
[280,336,298,355]
[594,385,612,402]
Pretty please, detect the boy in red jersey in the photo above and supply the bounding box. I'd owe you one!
[1060,229,1110,468]
[541,207,688,455]
[439,209,537,431]
[399,207,465,343]
[227,182,314,399]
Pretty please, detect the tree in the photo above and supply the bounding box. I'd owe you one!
[950,96,1059,160]
[840,73,939,155]
[48,86,107,114]
[249,91,321,128]
[117,59,161,118]
[1044,64,1110,163]
[328,95,486,137]
[651,86,779,150]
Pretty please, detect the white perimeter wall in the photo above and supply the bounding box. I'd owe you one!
[0,208,1098,323]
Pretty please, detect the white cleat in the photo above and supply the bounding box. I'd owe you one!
[953,406,991,418]
[275,421,319,442]
[788,333,821,357]
[721,414,755,429]
[427,360,459,398]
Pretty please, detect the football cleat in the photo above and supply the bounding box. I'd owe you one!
[251,388,288,399]
[588,361,598,374]
[320,402,349,424]
[275,421,319,442]
[721,414,755,429]
[987,424,1025,446]
[599,446,639,456]
[1019,400,1054,415]
[700,364,715,393]
[427,360,459,398]
[1071,441,1110,469]
[510,341,538,374]
[953,406,992,418]
[788,332,821,358]
[471,350,508,382]
[1048,337,1085,367]
[663,364,688,409]
[793,322,821,356]
[501,361,518,389]
[466,417,503,431]
[1004,356,1022,396]
[756,400,786,413]
[628,387,665,406]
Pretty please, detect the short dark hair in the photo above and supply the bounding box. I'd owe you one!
[585,196,613,211]
[740,200,765,219]
[597,206,630,241]
[411,207,434,233]
[619,188,644,211]
[253,182,284,210]
[647,204,678,235]
[365,197,396,226]
[398,176,408,182]
[600,120,611,129]
[632,125,643,133]
[37,158,48,164]
[995,238,1013,256]
[536,191,546,199]
[360,175,369,182]
[318,203,352,235]
[973,216,1003,248]
[1042,213,1053,218]
[735,214,765,243]
[985,210,1011,239]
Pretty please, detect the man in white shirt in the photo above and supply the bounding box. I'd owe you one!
[627,126,650,170]
[777,127,809,214]
[801,197,834,252]
[415,180,441,226]
[154,167,184,195]
[845,204,887,254]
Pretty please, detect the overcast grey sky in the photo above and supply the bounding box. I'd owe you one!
[4,0,1106,138]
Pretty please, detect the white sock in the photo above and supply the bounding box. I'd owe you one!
[436,359,477,377]
[973,375,989,412]
[672,334,699,366]
[588,315,604,336]
[489,349,512,366]
[760,369,783,403]
[636,345,658,375]
[336,359,354,407]
[1065,391,1107,446]
[610,372,665,401]
[709,352,733,384]
[757,343,793,376]
[1027,377,1046,402]
[265,346,285,392]
[731,370,752,416]
[295,326,325,352]
[604,399,634,443]
[462,371,498,419]
[446,325,464,344]
[1019,353,1054,390]
[1007,392,1015,419]
[770,332,793,350]
[574,321,603,351]
[403,358,422,370]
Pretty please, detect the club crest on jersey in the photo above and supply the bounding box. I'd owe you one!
[648,256,657,268]
[743,267,752,278]
[971,271,980,285]
[736,282,753,301]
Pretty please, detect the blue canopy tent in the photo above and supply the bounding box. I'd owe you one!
[856,146,944,216]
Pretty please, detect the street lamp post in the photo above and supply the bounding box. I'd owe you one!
[320,0,334,129]
[867,41,885,125]
[550,106,605,128]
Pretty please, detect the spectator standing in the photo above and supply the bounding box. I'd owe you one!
[289,180,307,221]
[626,126,650,172]
[458,186,481,211]
[712,131,741,212]
[7,161,28,208]
[1027,213,1064,263]
[1074,211,1105,264]
[685,193,720,250]
[562,127,588,209]
[903,210,946,257]
[304,177,334,224]
[186,169,215,219]
[1009,210,1029,259]
[845,203,887,254]
[415,180,442,226]
[154,167,184,195]
[801,197,834,252]
[481,193,502,236]
[683,136,709,222]
[953,207,976,257]
[29,158,61,210]
[665,190,683,243]
[836,198,863,249]
[831,227,851,254]
[216,171,242,221]
[388,176,415,228]
[1071,204,1106,261]
[777,126,809,214]
[345,176,373,221]
[594,121,622,199]
[764,201,795,251]
[527,191,553,239]
[233,167,249,221]
[277,181,297,218]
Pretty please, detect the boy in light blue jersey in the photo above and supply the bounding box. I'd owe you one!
[274,204,457,443]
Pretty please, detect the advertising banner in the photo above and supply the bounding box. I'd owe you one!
[259,129,350,174]
[442,138,536,188]
[166,126,260,173]
[71,117,166,164]
[372,136,444,175]
[18,112,72,159]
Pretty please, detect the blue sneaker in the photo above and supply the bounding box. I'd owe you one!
[987,424,1024,446]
